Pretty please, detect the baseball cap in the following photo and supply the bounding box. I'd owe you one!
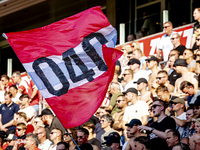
[123,88,138,95]
[128,58,141,66]
[38,108,53,117]
[145,56,159,64]
[4,134,18,141]
[125,119,142,126]
[134,78,148,84]
[170,98,185,105]
[103,132,120,146]
[173,59,187,67]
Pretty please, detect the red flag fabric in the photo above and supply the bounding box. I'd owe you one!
[4,6,122,128]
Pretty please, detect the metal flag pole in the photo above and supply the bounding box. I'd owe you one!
[65,129,81,150]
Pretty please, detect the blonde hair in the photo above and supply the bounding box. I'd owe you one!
[131,41,140,50]
[122,44,132,53]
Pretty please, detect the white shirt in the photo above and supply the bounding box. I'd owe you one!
[133,70,150,82]
[18,106,35,123]
[176,112,186,136]
[38,139,53,150]
[49,145,57,150]
[123,80,137,92]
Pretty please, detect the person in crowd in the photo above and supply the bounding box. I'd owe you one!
[63,128,77,150]
[166,129,180,149]
[157,21,175,61]
[100,114,116,147]
[180,81,200,105]
[26,73,40,116]
[136,78,153,106]
[171,33,186,56]
[9,85,21,104]
[123,119,147,150]
[132,49,147,70]
[169,49,180,60]
[128,58,149,82]
[133,136,151,150]
[119,45,130,76]
[131,41,141,51]
[107,82,122,115]
[127,34,135,42]
[16,123,27,139]
[152,70,174,93]
[12,71,31,96]
[112,93,127,141]
[38,108,65,139]
[122,69,137,91]
[189,133,200,150]
[193,97,200,118]
[146,56,160,96]
[18,94,35,123]
[24,133,40,150]
[170,98,187,136]
[190,8,200,49]
[122,88,149,126]
[195,118,200,134]
[33,116,44,132]
[83,122,101,150]
[137,99,176,150]
[164,55,182,87]
[173,59,198,96]
[0,75,13,92]
[0,91,20,134]
[183,49,196,72]
[36,126,53,150]
[56,142,69,150]
[103,132,121,150]
[181,107,196,139]
[49,128,62,150]
[172,143,190,150]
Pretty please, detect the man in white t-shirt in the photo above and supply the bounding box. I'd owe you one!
[19,94,35,123]
[170,98,187,136]
[122,88,149,126]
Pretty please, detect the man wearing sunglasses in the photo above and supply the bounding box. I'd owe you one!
[49,128,62,150]
[183,49,196,72]
[137,99,176,150]
[171,33,186,56]
[157,21,175,61]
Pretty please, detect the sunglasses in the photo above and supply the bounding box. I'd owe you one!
[116,100,125,103]
[50,132,57,135]
[156,77,165,80]
[163,26,169,29]
[170,37,177,40]
[77,136,83,139]
[151,104,162,109]
[123,74,130,76]
[16,128,22,131]
[196,38,200,41]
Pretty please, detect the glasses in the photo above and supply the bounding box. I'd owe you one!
[196,38,200,41]
[156,76,165,80]
[77,136,83,139]
[116,100,125,103]
[131,45,135,48]
[123,74,130,76]
[1,80,4,82]
[16,128,22,131]
[163,26,169,29]
[151,104,162,109]
[170,37,177,40]
[100,120,105,123]
[64,132,73,136]
[50,132,58,135]
[36,132,43,136]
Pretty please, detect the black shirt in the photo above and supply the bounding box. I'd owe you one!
[175,44,186,56]
[169,70,182,87]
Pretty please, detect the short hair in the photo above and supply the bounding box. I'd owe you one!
[17,123,27,130]
[134,48,142,55]
[164,21,173,26]
[154,99,166,110]
[131,41,141,49]
[195,8,200,12]
[167,129,180,142]
[122,44,132,53]
[26,133,39,146]
[77,128,89,135]
[100,114,114,127]
[184,49,194,56]
[172,33,181,40]
[51,128,63,137]
[1,75,9,80]
[16,112,27,121]
[124,69,133,77]
[9,85,18,90]
[173,142,190,150]
[170,49,180,58]
[4,91,12,97]
[83,122,95,134]
[158,70,168,76]
[155,85,169,93]
[19,94,29,100]
[13,71,21,77]
[57,142,69,150]
[187,107,194,112]
[180,81,194,91]
[134,136,151,149]
[110,82,120,91]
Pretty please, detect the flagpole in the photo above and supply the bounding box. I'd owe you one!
[65,129,81,150]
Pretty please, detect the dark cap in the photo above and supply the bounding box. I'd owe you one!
[4,134,18,141]
[125,119,142,126]
[134,78,148,84]
[170,98,185,105]
[38,108,53,117]
[103,132,120,145]
[173,59,187,67]
[145,56,159,64]
[128,58,141,66]
[123,88,138,95]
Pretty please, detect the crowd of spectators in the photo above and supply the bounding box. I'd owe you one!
[1,7,200,150]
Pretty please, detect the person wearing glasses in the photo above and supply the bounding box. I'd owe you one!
[183,49,196,72]
[63,128,77,150]
[16,123,27,140]
[36,126,52,150]
[157,21,175,62]
[49,128,62,150]
[122,69,137,92]
[170,33,186,56]
[137,99,176,150]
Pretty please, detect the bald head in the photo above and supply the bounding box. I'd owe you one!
[190,133,200,150]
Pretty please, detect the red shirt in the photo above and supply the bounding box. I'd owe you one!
[29,80,40,106]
